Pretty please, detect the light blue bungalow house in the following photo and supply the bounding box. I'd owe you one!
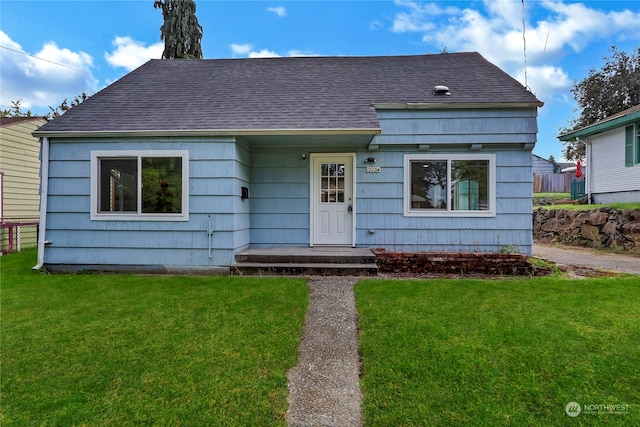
[33,53,543,273]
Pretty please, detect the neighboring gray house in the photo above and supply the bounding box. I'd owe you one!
[531,153,574,193]
[532,154,573,174]
[559,104,640,204]
[33,53,543,272]
[532,154,557,174]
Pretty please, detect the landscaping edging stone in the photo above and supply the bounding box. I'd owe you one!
[373,249,551,276]
[533,208,640,253]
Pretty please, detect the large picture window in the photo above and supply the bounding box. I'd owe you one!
[404,154,495,217]
[91,150,189,221]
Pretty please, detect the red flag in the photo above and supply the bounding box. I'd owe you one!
[576,160,583,178]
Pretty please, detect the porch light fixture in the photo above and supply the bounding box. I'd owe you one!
[302,153,307,160]
[365,157,376,163]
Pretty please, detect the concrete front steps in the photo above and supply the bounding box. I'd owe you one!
[231,246,378,276]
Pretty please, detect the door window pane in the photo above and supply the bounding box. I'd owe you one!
[320,163,345,203]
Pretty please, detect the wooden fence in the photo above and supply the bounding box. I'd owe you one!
[533,173,573,193]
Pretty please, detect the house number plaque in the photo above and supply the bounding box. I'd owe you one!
[365,166,381,173]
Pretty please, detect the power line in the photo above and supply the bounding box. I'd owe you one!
[522,0,529,91]
[0,45,92,74]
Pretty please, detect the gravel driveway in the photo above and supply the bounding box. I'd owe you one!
[533,244,640,276]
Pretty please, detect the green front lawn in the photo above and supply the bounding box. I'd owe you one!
[1,250,308,426]
[540,202,640,211]
[5,250,639,426]
[356,278,640,425]
[534,192,571,200]
[534,193,640,210]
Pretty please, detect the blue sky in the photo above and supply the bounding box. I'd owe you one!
[1,0,639,161]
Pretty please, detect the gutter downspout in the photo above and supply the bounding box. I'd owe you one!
[33,136,49,270]
[576,137,591,204]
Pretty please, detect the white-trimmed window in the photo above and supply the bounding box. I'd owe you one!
[404,154,496,217]
[91,150,189,221]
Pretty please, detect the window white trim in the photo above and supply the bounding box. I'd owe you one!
[404,153,496,217]
[90,150,189,221]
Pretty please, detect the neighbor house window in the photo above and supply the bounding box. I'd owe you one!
[404,154,495,217]
[625,124,640,166]
[91,150,189,221]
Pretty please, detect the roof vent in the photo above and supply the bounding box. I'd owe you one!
[433,85,451,96]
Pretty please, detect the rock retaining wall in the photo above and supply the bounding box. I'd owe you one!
[373,249,551,276]
[533,208,640,253]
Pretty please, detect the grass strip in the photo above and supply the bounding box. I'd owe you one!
[1,250,308,426]
[356,277,640,426]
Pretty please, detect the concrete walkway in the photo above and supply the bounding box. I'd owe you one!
[286,277,362,427]
[533,244,640,275]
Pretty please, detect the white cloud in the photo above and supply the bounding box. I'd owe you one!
[517,65,571,101]
[105,36,163,71]
[231,43,253,55]
[0,30,97,114]
[267,6,286,17]
[391,0,640,99]
[391,0,459,33]
[249,49,281,58]
[230,43,281,58]
[287,50,318,57]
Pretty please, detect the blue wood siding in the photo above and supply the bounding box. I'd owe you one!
[44,137,245,269]
[247,108,537,254]
[249,150,311,246]
[352,148,533,253]
[44,107,538,269]
[374,108,538,145]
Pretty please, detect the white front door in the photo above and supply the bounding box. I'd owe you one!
[311,154,355,246]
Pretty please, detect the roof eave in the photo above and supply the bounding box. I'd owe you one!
[1,117,48,128]
[559,110,640,141]
[372,101,544,110]
[33,127,382,139]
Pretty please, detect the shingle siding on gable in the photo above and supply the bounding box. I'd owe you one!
[374,109,538,145]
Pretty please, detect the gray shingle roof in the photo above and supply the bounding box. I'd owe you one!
[37,52,542,135]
